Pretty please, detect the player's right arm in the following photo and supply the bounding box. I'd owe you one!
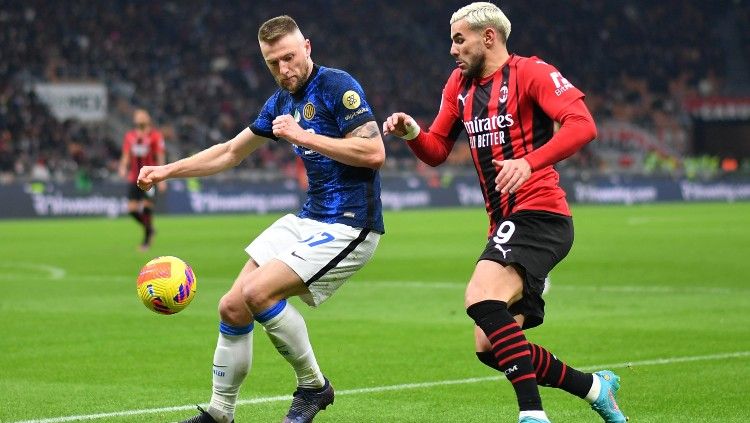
[383,72,461,167]
[137,128,267,191]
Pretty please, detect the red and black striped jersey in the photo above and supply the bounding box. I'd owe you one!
[122,129,165,183]
[428,54,586,231]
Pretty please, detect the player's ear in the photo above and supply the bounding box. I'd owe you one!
[305,39,311,58]
[484,28,495,47]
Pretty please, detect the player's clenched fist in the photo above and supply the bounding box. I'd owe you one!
[382,112,421,140]
[137,165,167,191]
[272,114,306,142]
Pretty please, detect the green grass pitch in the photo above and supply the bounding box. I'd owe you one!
[1,203,748,422]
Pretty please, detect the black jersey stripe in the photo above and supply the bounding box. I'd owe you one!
[448,119,464,140]
[531,102,554,151]
[135,138,144,176]
[472,78,504,225]
[498,65,516,213]
[513,60,530,156]
[306,228,371,285]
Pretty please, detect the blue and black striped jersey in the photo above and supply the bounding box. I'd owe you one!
[250,65,384,233]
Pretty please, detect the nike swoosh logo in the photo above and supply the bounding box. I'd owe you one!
[291,251,306,261]
[213,364,228,368]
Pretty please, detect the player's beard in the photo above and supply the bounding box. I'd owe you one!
[278,61,310,93]
[462,51,486,80]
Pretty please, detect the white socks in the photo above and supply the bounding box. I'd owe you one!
[208,323,254,423]
[584,373,602,403]
[205,300,323,422]
[519,410,550,421]
[256,299,325,389]
[517,374,600,421]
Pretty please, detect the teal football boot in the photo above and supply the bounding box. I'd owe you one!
[591,370,628,422]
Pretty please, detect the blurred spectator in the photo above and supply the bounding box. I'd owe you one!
[1,0,748,182]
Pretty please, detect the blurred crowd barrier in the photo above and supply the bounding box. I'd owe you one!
[3,174,750,219]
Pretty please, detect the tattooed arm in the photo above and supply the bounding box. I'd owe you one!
[272,118,385,169]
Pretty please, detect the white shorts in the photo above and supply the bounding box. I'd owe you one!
[245,214,380,307]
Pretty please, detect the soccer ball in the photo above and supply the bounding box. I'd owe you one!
[136,256,197,315]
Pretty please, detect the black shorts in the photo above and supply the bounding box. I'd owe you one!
[127,183,157,202]
[478,210,574,330]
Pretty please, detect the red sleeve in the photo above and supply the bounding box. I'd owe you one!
[406,130,454,167]
[522,58,597,170]
[407,71,463,167]
[525,57,585,120]
[428,70,463,139]
[524,98,597,170]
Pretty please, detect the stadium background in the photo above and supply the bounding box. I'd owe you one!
[2,0,750,217]
[1,1,749,423]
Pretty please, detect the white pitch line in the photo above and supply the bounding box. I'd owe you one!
[0,262,66,280]
[540,284,738,295]
[10,351,750,423]
[367,280,744,295]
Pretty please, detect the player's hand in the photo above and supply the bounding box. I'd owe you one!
[272,115,307,144]
[382,112,420,140]
[137,166,168,192]
[493,158,531,194]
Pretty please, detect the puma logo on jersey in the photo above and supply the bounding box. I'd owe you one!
[457,93,468,106]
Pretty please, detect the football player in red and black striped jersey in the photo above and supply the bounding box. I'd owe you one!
[118,109,165,250]
[384,3,626,422]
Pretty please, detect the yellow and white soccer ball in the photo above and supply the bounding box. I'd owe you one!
[136,256,197,315]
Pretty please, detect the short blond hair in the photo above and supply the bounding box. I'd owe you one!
[450,2,511,42]
[258,15,300,43]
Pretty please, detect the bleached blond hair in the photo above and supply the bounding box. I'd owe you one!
[450,2,511,42]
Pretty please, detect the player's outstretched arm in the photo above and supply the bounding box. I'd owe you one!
[272,115,385,169]
[382,112,420,140]
[137,128,267,191]
[383,112,453,167]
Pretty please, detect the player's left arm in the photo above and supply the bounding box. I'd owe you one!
[494,61,597,194]
[271,117,385,169]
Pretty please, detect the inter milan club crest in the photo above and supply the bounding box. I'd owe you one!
[499,85,509,104]
[303,102,316,120]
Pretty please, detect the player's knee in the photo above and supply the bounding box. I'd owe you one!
[218,293,249,325]
[240,282,271,312]
[464,274,523,308]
